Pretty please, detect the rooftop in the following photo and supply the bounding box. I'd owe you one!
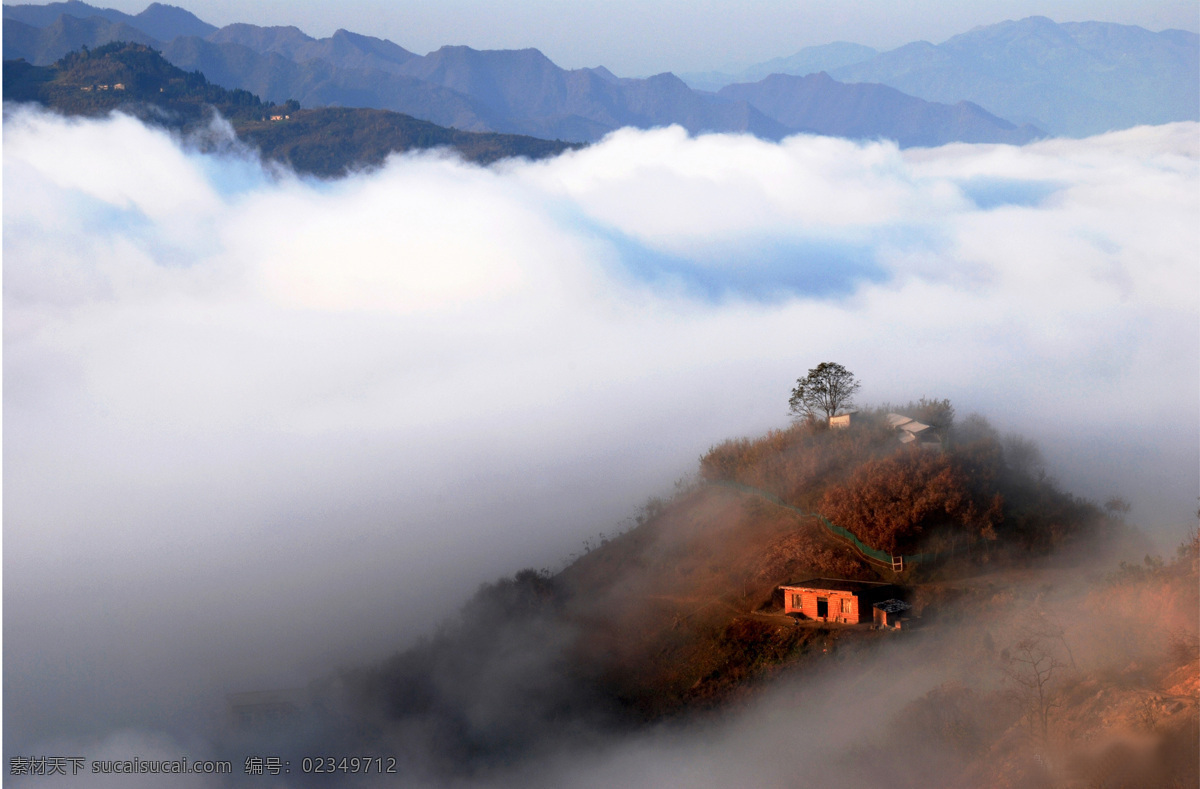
[886,413,932,433]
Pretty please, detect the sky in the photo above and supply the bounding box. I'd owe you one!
[22,0,1200,74]
[4,105,1198,758]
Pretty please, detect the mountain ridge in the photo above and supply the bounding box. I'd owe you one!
[681,15,1199,135]
[680,41,879,92]
[828,15,1199,134]
[12,2,1183,143]
[3,0,213,39]
[718,71,1042,146]
[4,5,1195,141]
[2,41,578,175]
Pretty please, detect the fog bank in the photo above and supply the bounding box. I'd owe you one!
[4,109,1197,753]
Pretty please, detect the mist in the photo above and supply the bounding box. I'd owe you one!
[3,107,1197,765]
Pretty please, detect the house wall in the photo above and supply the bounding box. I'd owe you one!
[782,588,866,623]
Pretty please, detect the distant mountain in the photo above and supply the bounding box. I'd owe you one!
[205,22,314,57]
[718,72,1043,147]
[619,71,790,139]
[681,42,878,92]
[285,28,420,74]
[741,42,879,83]
[2,6,787,142]
[686,17,1198,135]
[3,1,212,39]
[128,1,212,40]
[3,42,576,175]
[6,4,1192,141]
[158,35,494,128]
[4,0,132,28]
[202,24,418,73]
[160,34,788,141]
[3,12,158,62]
[829,16,1199,135]
[386,45,790,141]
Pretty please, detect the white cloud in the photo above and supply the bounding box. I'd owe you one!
[4,109,1197,751]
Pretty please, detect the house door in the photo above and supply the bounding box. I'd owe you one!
[817,597,828,619]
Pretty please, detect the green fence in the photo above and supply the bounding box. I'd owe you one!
[713,479,947,568]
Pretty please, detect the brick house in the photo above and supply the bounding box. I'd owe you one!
[779,578,899,624]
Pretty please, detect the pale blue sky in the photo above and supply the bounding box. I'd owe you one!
[51,0,1200,75]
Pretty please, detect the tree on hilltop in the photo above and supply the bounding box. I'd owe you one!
[788,362,860,422]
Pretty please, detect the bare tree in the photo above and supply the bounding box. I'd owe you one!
[1002,634,1066,743]
[788,362,861,421]
[1028,609,1078,673]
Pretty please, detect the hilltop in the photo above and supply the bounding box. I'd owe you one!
[469,403,1114,718]
[2,42,577,175]
[2,39,269,123]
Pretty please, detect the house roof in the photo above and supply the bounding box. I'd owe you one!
[873,599,912,613]
[887,413,932,433]
[780,577,893,593]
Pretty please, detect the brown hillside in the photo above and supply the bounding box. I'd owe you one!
[557,483,876,716]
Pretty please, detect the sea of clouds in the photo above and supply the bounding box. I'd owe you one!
[4,108,1197,766]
